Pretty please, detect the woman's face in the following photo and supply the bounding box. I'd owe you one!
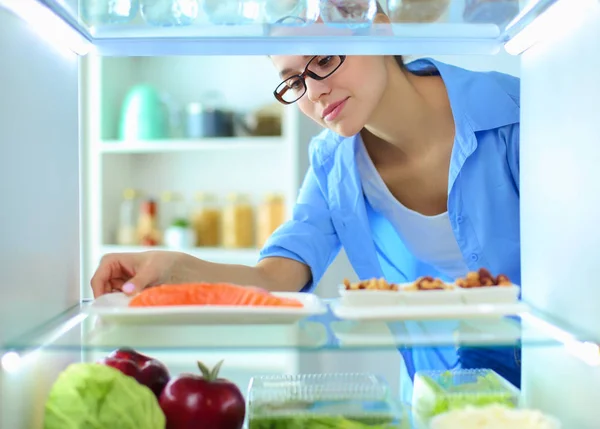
[271,55,389,137]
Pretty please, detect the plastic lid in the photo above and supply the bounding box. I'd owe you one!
[227,192,251,203]
[186,102,203,115]
[265,193,284,203]
[122,188,139,199]
[161,191,183,202]
[195,192,218,203]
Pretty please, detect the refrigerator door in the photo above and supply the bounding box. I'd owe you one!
[0,7,80,428]
[519,1,600,427]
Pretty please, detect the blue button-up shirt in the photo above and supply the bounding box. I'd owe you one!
[259,57,521,383]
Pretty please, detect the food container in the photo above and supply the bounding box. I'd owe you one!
[457,284,521,304]
[430,404,562,429]
[247,373,410,429]
[191,192,222,247]
[398,283,463,306]
[222,193,255,248]
[412,369,520,428]
[338,282,463,307]
[338,284,406,307]
[388,0,451,23]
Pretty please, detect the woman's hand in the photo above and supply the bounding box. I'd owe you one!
[90,250,312,298]
[90,251,191,298]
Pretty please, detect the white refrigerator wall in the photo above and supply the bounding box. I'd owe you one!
[520,2,600,427]
[0,9,80,346]
[0,8,81,428]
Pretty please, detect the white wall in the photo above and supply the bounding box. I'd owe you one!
[520,2,600,427]
[0,7,81,428]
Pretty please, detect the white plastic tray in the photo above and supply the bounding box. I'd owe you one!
[85,292,328,325]
[339,283,521,307]
[330,300,529,321]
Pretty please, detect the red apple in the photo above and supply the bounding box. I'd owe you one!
[100,348,170,398]
[159,360,245,429]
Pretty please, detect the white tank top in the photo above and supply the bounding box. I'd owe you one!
[355,137,469,280]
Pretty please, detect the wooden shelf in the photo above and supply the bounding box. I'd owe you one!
[97,137,285,154]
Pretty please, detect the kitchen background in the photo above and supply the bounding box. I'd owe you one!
[79,49,521,395]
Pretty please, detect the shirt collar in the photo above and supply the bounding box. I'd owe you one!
[405,57,520,132]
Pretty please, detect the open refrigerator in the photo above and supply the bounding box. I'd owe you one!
[1,0,600,427]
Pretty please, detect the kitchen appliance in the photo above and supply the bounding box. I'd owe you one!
[1,0,600,428]
[119,84,169,140]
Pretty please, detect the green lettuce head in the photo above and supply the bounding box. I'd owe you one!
[44,363,165,429]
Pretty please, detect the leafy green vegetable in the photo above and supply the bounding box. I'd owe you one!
[248,415,402,429]
[413,371,517,423]
[44,363,166,429]
[171,218,190,228]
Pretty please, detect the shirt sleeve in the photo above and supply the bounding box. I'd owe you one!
[258,164,342,293]
[506,122,520,194]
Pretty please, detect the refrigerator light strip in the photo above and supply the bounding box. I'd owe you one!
[505,0,598,55]
[0,0,94,56]
[520,312,600,367]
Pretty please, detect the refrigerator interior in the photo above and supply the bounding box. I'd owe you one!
[1,0,600,427]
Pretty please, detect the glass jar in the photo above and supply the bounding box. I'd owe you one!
[387,0,451,23]
[463,0,519,26]
[81,0,139,25]
[222,193,255,249]
[264,0,319,25]
[140,0,199,26]
[256,193,285,248]
[320,0,378,29]
[117,188,142,246]
[202,0,263,25]
[191,192,222,247]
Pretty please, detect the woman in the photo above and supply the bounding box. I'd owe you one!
[91,13,522,399]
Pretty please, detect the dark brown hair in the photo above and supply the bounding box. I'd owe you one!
[270,1,405,70]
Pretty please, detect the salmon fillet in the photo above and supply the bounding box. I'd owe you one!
[128,283,304,308]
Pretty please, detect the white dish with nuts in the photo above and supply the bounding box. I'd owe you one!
[454,269,520,304]
[340,277,462,307]
[340,270,521,308]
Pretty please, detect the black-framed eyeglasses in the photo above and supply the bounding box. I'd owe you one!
[274,55,347,105]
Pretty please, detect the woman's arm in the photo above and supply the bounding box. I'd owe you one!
[91,165,340,296]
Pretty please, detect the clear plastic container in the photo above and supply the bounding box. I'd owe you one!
[247,373,409,428]
[140,0,199,26]
[320,0,378,29]
[412,369,520,428]
[203,0,263,25]
[264,0,319,25]
[81,0,139,25]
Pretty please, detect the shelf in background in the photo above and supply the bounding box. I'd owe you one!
[97,137,285,154]
[99,245,261,265]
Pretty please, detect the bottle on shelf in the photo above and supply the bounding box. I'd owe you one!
[137,198,162,246]
[222,193,255,249]
[191,192,222,247]
[117,188,143,246]
[160,191,186,233]
[256,193,285,248]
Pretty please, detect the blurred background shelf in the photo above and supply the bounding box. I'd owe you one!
[98,244,261,266]
[97,137,285,154]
